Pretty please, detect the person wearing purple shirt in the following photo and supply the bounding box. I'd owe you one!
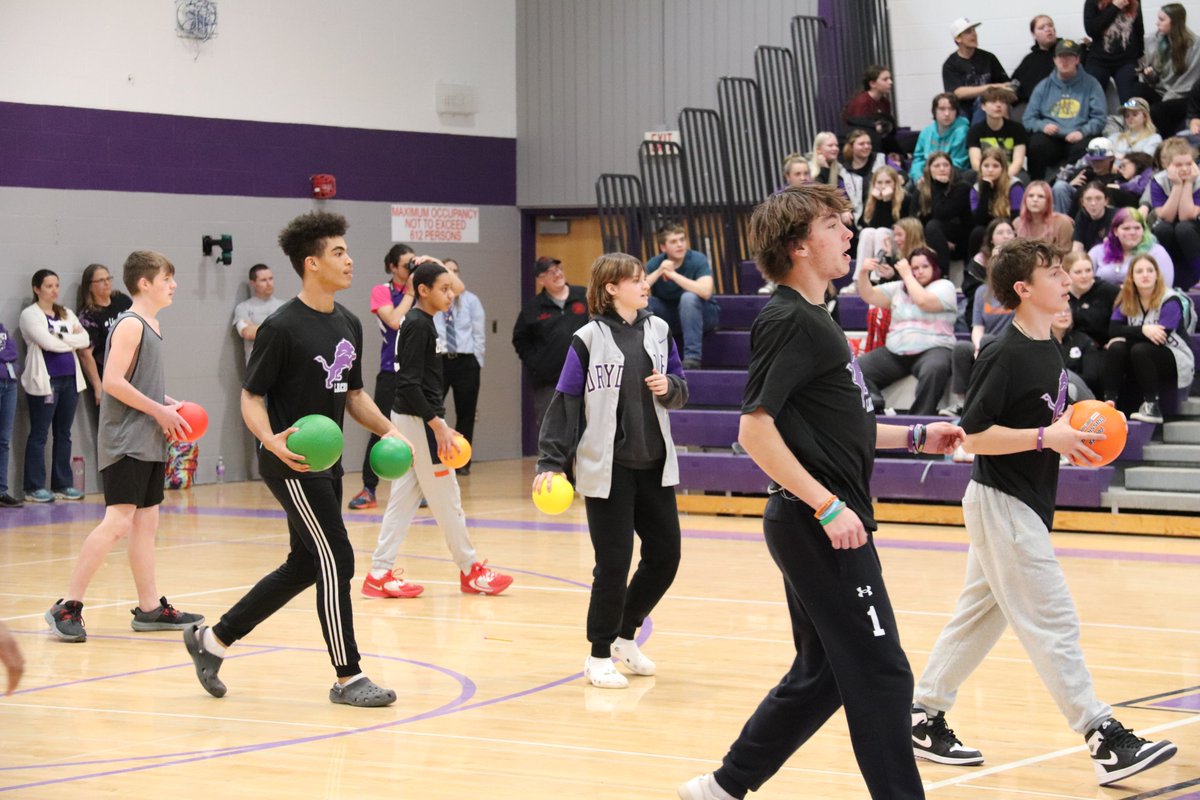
[0,324,21,507]
[18,270,90,503]
[1088,207,1175,287]
[1147,137,1200,290]
[1103,254,1195,424]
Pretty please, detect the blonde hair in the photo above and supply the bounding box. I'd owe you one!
[1159,136,1196,164]
[862,166,904,223]
[893,217,926,260]
[978,148,1013,219]
[587,253,643,316]
[809,132,841,186]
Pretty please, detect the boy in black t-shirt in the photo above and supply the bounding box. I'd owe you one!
[966,86,1027,177]
[911,239,1177,786]
[679,185,964,800]
[183,211,412,708]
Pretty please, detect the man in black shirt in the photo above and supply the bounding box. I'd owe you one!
[911,239,1176,786]
[183,211,410,708]
[512,256,589,433]
[679,185,963,800]
[1011,15,1061,106]
[943,17,1012,122]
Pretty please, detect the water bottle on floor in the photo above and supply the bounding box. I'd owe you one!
[216,456,225,484]
[72,455,85,494]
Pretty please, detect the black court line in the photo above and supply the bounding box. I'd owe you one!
[1115,685,1200,708]
[1119,776,1200,799]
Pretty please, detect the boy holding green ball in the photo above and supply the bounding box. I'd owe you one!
[183,211,411,707]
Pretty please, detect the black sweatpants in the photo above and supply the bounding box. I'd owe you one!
[713,495,923,800]
[1103,339,1178,404]
[359,371,398,492]
[213,476,361,678]
[582,462,681,659]
[858,345,952,415]
[441,354,481,466]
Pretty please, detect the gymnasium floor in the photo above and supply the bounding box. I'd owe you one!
[1,457,1197,799]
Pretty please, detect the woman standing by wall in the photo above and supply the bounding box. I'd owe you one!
[19,269,89,502]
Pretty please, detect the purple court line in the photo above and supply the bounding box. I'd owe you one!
[1153,693,1200,711]
[0,564,643,792]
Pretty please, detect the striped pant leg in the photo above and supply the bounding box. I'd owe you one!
[214,475,361,677]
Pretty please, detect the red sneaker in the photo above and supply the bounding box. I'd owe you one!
[362,569,424,599]
[460,561,513,596]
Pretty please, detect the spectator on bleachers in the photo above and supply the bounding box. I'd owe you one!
[968,86,1027,177]
[1083,0,1145,103]
[781,153,811,188]
[855,247,957,414]
[1012,15,1062,106]
[916,151,972,270]
[862,217,929,288]
[1067,251,1120,346]
[1139,3,1199,135]
[1111,97,1162,156]
[842,129,884,221]
[969,148,1023,257]
[856,166,909,269]
[1103,253,1194,422]
[644,224,720,371]
[964,218,1017,330]
[1052,137,1119,216]
[1025,40,1107,180]
[1089,206,1176,284]
[1115,151,1156,208]
[1051,305,1102,400]
[943,18,1013,122]
[1073,181,1118,252]
[843,65,899,155]
[1186,74,1200,133]
[941,248,1015,417]
[911,92,971,185]
[810,131,844,190]
[1015,180,1075,250]
[1147,136,1200,288]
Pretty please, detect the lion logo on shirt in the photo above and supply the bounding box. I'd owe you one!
[1041,369,1068,421]
[848,356,874,413]
[314,338,356,391]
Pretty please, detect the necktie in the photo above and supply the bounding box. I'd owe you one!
[444,305,457,354]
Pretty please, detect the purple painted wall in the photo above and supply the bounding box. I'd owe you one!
[0,101,516,205]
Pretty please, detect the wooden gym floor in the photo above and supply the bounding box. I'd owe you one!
[1,457,1197,799]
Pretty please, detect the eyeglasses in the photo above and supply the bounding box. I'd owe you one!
[90,277,113,285]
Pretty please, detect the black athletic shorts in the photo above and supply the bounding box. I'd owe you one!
[101,457,166,509]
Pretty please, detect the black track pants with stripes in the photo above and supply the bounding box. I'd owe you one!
[213,476,361,677]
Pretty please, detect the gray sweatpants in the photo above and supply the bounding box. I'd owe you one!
[914,481,1111,735]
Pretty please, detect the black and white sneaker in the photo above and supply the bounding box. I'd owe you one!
[1130,401,1164,424]
[912,706,984,765]
[1086,717,1176,786]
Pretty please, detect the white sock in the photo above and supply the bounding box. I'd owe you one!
[202,627,227,657]
[338,673,366,687]
[370,568,391,580]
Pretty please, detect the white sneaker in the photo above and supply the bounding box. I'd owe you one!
[584,656,628,689]
[678,773,736,800]
[611,637,656,676]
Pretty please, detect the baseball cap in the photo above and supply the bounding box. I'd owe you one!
[1055,39,1082,57]
[950,18,981,39]
[534,256,562,276]
[1085,138,1115,160]
[1122,97,1151,116]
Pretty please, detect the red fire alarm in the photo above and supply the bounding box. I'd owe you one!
[311,173,337,199]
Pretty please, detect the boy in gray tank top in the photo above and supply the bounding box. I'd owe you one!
[45,250,203,643]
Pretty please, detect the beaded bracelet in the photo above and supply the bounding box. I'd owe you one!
[818,499,847,527]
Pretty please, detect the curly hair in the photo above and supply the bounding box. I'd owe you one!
[278,211,349,276]
[748,184,851,284]
[990,238,1061,310]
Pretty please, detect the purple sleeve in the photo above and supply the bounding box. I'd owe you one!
[1150,180,1168,208]
[555,343,586,395]
[1159,297,1182,329]
[1011,183,1024,209]
[1111,306,1127,322]
[969,187,980,212]
[665,337,684,378]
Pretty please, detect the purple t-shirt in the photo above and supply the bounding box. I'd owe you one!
[0,324,18,381]
[1149,176,1200,209]
[43,315,75,378]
